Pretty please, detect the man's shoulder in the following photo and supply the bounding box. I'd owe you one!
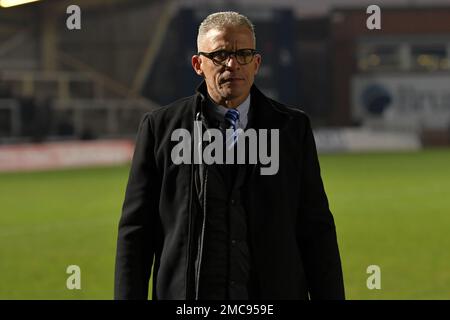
[142,94,197,128]
[149,95,196,118]
[265,96,310,124]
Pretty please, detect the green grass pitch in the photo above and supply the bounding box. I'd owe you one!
[0,148,449,299]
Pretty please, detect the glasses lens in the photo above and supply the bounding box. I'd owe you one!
[236,49,255,64]
[212,51,229,64]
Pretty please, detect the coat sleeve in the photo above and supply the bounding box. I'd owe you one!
[296,114,345,300]
[114,113,160,300]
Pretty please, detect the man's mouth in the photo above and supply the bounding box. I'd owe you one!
[220,77,244,84]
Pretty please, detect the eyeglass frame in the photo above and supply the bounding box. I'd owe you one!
[197,48,258,66]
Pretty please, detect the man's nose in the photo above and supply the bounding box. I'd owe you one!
[225,54,240,69]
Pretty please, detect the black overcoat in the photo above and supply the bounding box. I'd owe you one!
[114,81,345,300]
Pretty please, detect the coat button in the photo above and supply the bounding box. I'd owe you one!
[230,199,236,205]
[231,239,237,246]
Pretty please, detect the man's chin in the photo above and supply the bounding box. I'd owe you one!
[220,89,245,100]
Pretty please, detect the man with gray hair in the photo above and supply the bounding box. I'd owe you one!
[115,11,345,300]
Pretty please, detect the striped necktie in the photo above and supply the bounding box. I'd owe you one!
[224,109,240,149]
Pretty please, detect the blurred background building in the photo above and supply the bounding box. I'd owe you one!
[1,0,450,169]
[1,0,450,301]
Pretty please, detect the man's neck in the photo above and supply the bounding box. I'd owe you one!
[208,92,250,109]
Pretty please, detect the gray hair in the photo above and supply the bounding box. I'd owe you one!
[197,11,256,50]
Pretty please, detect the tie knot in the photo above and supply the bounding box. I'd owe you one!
[224,109,240,129]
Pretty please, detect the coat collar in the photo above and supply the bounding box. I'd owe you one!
[194,80,291,130]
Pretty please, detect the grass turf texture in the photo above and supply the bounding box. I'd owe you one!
[0,148,449,299]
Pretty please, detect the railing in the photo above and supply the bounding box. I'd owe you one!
[0,98,158,144]
[0,99,21,137]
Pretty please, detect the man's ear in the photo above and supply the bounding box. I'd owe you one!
[253,53,262,75]
[192,55,204,77]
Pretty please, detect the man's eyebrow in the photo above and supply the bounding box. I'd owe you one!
[209,45,227,52]
[207,47,254,53]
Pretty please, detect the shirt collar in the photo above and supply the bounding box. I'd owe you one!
[205,93,251,130]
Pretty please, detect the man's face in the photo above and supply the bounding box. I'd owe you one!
[192,26,261,108]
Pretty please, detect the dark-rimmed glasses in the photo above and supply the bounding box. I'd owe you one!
[198,49,257,66]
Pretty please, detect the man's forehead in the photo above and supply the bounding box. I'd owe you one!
[199,26,254,51]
